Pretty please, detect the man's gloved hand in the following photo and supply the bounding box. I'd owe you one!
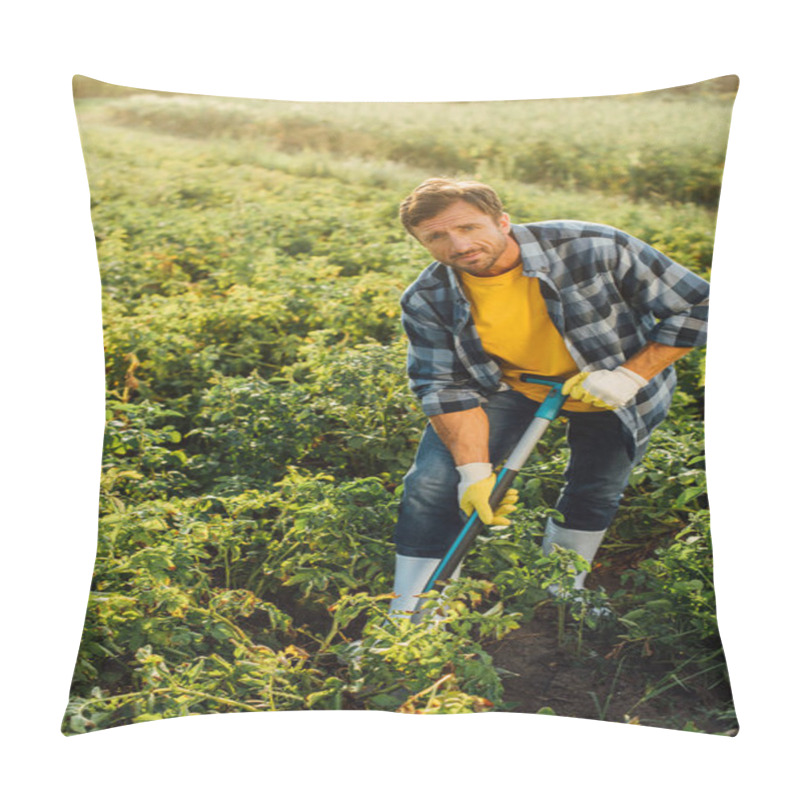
[456,463,519,526]
[562,367,648,409]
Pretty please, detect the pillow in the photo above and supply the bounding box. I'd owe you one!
[63,74,739,735]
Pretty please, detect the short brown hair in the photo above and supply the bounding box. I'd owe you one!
[399,178,505,234]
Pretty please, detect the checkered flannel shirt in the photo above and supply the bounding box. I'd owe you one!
[400,221,710,448]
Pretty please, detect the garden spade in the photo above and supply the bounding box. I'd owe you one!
[410,375,568,623]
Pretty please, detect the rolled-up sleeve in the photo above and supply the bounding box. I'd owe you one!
[401,294,485,417]
[615,234,710,349]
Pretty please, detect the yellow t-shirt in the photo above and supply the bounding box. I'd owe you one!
[459,264,599,412]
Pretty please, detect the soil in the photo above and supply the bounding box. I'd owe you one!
[485,606,735,733]
[483,560,738,734]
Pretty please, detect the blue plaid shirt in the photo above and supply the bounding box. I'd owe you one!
[400,221,710,448]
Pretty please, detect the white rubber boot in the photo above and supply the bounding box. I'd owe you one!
[388,554,462,620]
[542,518,606,593]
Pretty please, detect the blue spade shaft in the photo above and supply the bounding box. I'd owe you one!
[411,376,567,615]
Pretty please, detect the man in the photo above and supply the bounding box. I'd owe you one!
[389,177,708,616]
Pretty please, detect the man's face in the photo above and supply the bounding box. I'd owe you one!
[410,200,519,277]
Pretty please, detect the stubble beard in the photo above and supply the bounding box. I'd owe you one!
[447,239,516,277]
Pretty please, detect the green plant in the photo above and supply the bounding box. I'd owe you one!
[186,337,424,492]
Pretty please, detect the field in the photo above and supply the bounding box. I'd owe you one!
[63,75,738,733]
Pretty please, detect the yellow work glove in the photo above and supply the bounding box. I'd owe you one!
[456,463,519,526]
[562,367,648,410]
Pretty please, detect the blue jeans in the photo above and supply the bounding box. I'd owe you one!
[393,389,647,558]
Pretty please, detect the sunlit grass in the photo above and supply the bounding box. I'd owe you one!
[76,78,736,209]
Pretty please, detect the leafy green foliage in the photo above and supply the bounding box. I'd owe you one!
[187,336,424,493]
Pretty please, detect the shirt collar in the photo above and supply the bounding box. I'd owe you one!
[510,224,550,276]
